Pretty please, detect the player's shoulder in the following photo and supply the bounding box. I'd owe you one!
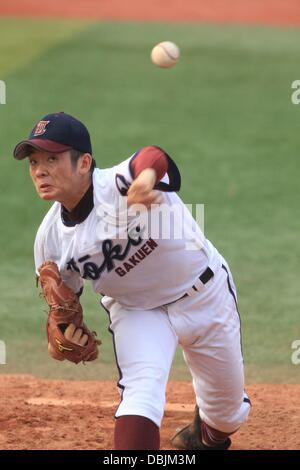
[92,155,134,200]
[35,202,61,244]
[92,145,181,199]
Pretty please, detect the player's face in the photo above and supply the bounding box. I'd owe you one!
[28,150,88,209]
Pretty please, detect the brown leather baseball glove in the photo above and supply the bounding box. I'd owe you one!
[38,261,101,364]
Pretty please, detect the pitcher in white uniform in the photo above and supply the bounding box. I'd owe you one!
[14,112,251,450]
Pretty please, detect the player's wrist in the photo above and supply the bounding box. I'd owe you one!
[135,168,157,190]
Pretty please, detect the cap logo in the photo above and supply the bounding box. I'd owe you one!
[34,120,50,136]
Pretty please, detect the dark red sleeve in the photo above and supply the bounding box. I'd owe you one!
[130,146,169,184]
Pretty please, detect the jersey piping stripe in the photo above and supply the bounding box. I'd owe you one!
[76,287,84,298]
[221,264,244,361]
[243,397,252,406]
[222,265,251,409]
[99,299,125,412]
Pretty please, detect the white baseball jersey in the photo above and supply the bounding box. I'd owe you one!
[33,151,251,434]
[34,155,219,309]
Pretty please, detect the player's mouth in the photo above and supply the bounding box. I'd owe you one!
[39,183,53,192]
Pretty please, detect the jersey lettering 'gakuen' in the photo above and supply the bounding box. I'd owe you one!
[66,223,158,280]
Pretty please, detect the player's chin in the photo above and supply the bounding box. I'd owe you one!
[37,188,57,201]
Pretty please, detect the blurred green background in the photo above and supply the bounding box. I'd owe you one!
[0,19,300,382]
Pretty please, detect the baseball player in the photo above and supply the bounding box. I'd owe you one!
[14,112,251,450]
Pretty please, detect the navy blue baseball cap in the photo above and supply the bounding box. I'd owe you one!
[13,112,92,160]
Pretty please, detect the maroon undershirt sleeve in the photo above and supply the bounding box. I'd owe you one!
[130,146,169,184]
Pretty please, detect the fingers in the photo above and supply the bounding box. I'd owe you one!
[73,329,88,346]
[79,334,88,346]
[64,323,76,340]
[145,190,163,207]
[133,168,157,191]
[128,189,163,208]
[64,323,88,346]
[139,190,163,208]
[72,327,84,344]
[127,169,161,208]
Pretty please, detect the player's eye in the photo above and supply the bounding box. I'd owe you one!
[29,159,37,166]
[48,155,57,162]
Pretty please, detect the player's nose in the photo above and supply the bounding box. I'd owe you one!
[35,163,49,177]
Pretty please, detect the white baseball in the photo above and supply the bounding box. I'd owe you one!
[151,41,180,68]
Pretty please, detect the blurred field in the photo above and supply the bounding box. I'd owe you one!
[0,19,300,382]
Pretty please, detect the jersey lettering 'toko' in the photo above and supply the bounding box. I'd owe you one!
[34,156,218,309]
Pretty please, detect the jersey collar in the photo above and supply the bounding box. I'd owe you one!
[61,183,94,226]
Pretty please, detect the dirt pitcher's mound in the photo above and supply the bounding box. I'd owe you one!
[0,0,300,25]
[0,375,298,450]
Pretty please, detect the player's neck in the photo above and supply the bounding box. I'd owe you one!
[62,175,92,212]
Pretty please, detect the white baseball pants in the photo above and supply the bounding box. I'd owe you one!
[101,259,250,433]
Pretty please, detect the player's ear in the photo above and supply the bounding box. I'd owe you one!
[78,153,93,175]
